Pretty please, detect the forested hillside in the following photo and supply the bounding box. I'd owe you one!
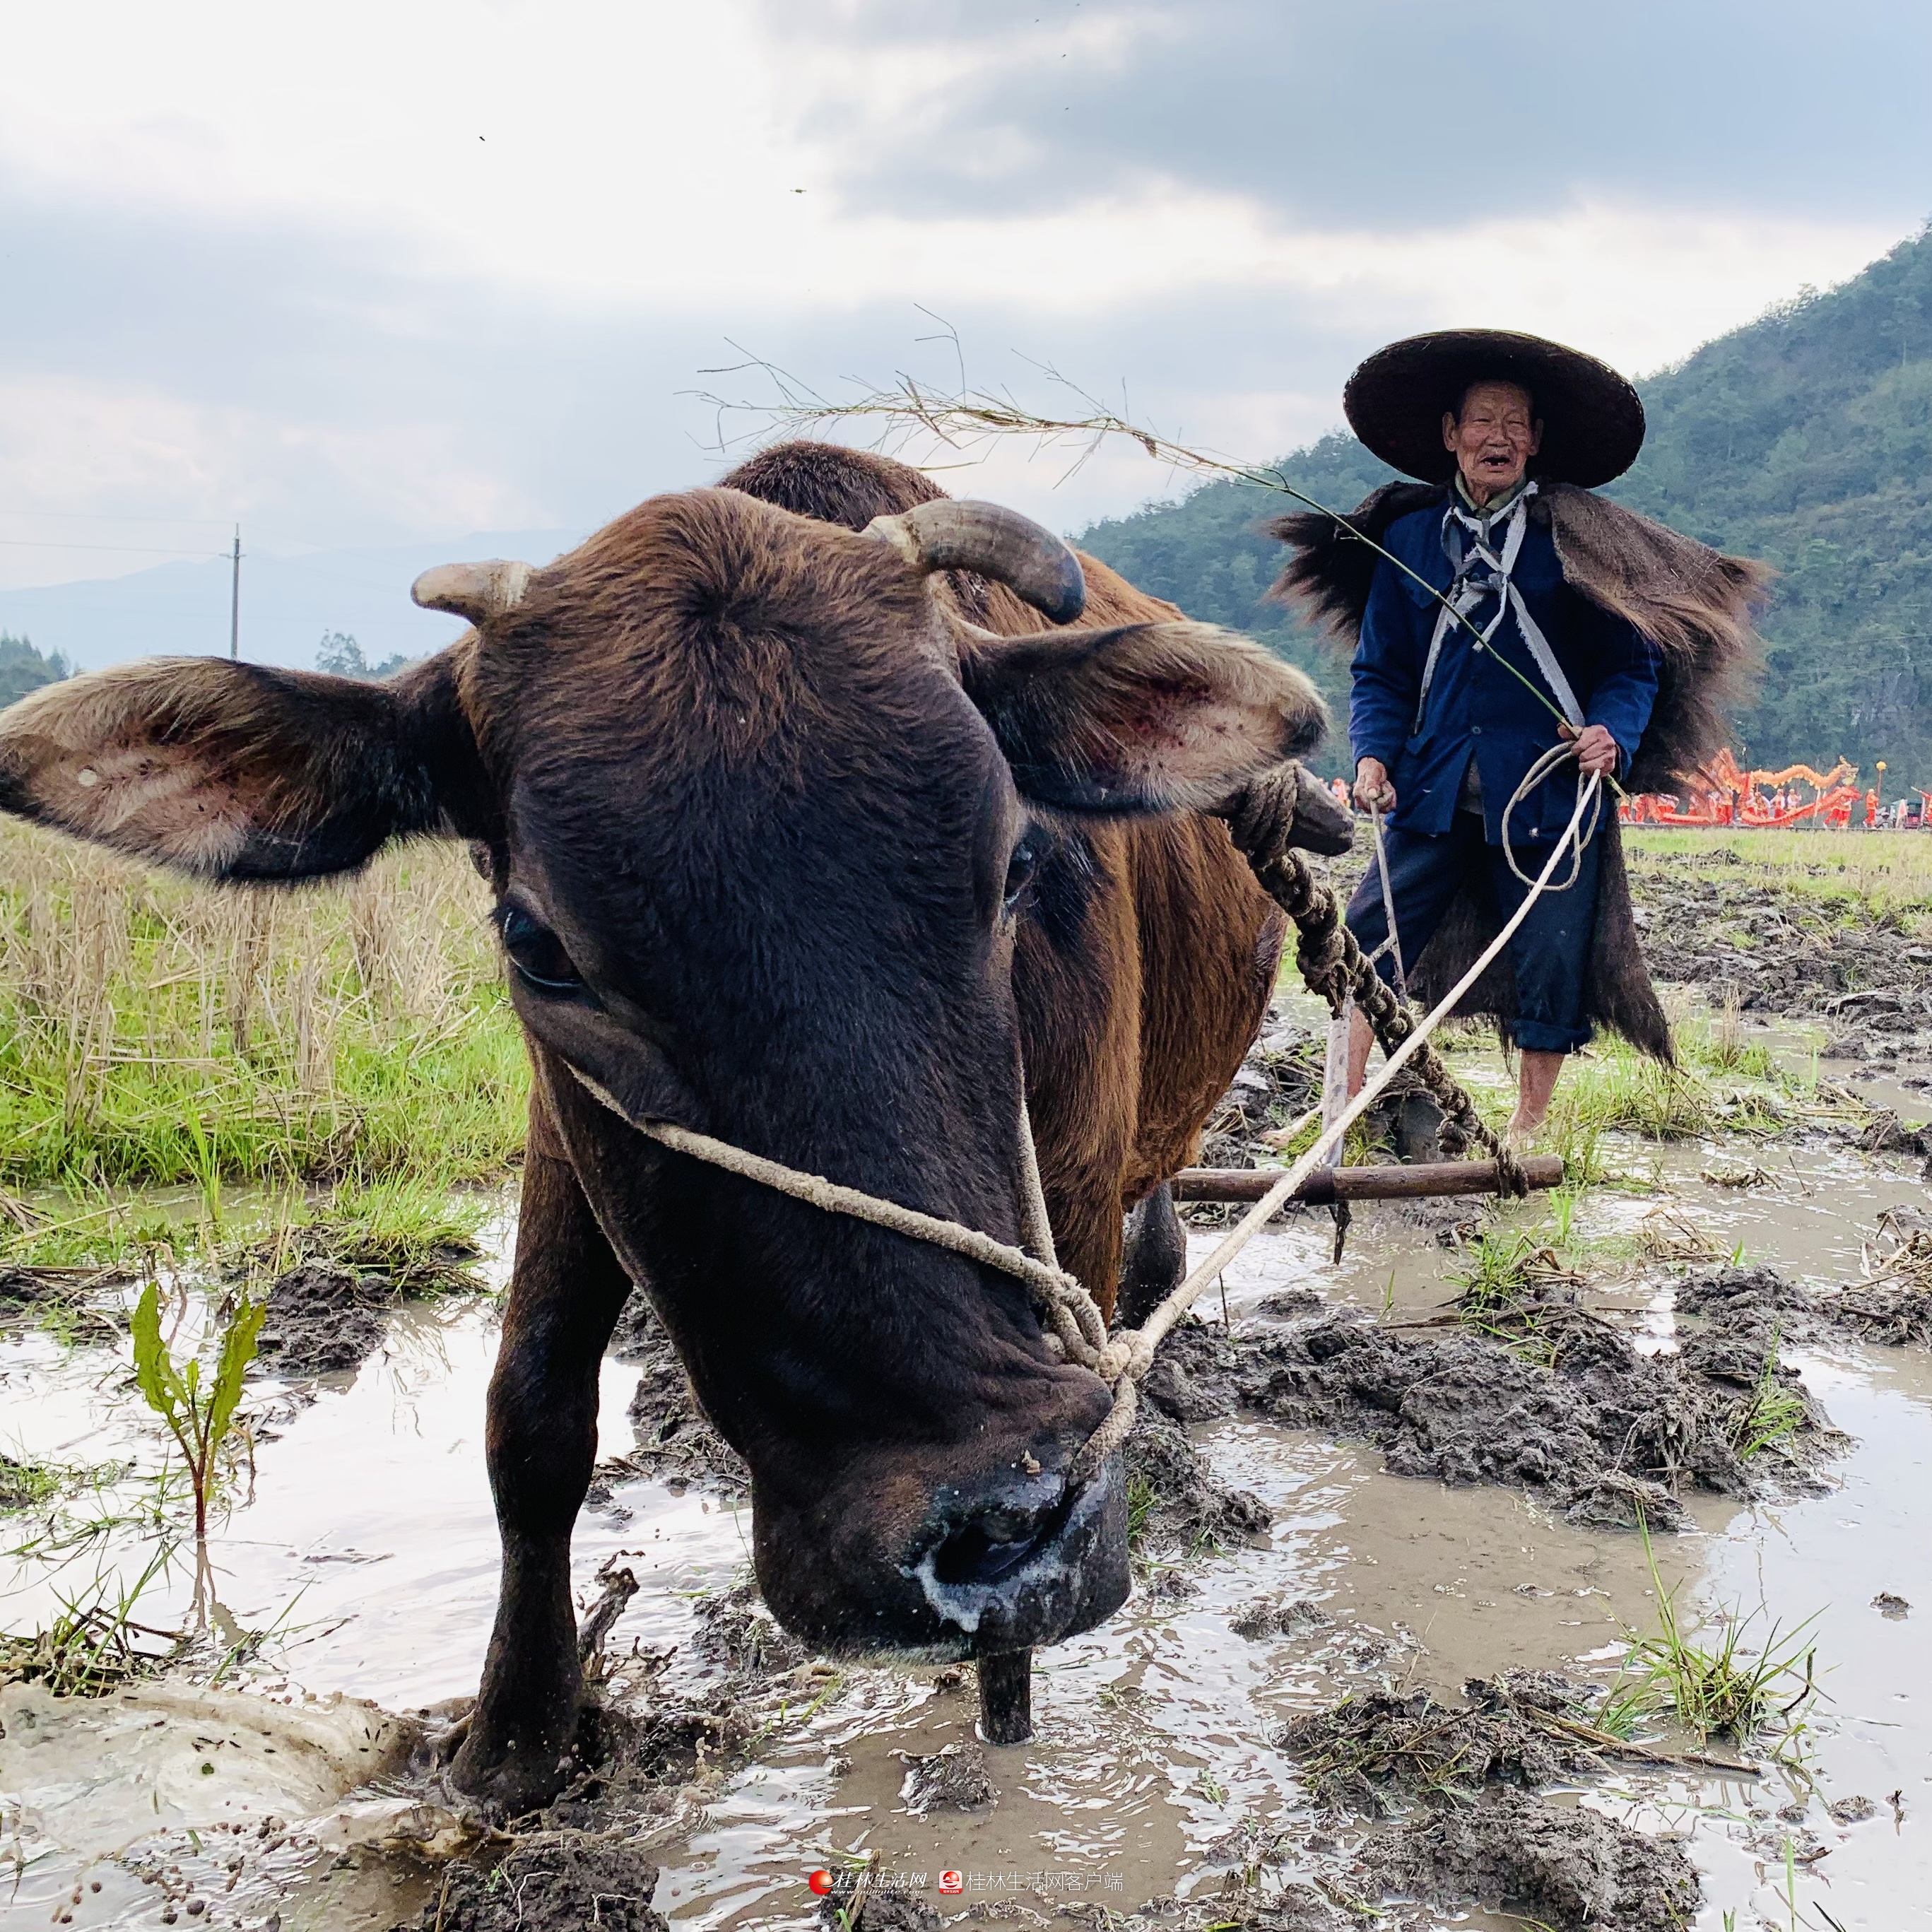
[1078,225,1932,791]
[0,634,69,710]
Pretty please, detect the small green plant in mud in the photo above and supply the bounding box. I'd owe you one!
[0,1450,66,1512]
[131,1281,266,1539]
[1444,1222,1588,1362]
[1125,1473,1160,1548]
[0,1548,176,1697]
[266,1175,489,1295]
[1728,1325,1808,1459]
[1602,1522,1820,1747]
[1686,993,1779,1080]
[3,1172,489,1314]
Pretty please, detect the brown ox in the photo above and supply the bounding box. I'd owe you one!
[0,444,1343,1812]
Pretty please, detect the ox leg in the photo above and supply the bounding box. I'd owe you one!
[1117,1182,1187,1330]
[450,1118,632,1815]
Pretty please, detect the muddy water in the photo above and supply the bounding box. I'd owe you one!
[4,1128,1932,1928]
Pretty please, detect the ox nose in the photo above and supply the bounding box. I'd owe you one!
[909,1454,1129,1655]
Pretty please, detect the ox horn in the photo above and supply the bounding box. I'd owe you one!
[865,500,1085,626]
[411,559,535,625]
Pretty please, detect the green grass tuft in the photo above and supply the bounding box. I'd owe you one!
[1602,1520,1820,1745]
[0,1549,178,1697]
[0,1451,65,1512]
[1728,1326,1810,1459]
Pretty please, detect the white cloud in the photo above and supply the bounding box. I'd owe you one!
[0,375,547,589]
[0,0,1916,594]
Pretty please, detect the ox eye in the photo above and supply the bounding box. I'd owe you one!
[499,905,583,993]
[1003,837,1039,917]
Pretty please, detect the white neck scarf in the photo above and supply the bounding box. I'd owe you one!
[1414,480,1584,736]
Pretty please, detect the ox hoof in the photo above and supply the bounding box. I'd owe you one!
[448,1728,577,1820]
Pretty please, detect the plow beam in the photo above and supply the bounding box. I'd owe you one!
[1171,1154,1565,1205]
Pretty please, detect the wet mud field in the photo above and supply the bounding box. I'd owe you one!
[5,867,1932,1931]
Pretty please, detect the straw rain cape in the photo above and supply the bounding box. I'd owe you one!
[1271,482,1769,1061]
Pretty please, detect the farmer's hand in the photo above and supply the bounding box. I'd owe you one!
[1569,724,1620,778]
[1354,757,1396,813]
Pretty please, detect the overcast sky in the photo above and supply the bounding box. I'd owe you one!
[1,0,1926,605]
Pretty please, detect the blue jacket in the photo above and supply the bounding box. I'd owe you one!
[1350,499,1660,844]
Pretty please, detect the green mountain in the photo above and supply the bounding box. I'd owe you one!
[1076,224,1932,794]
[0,634,69,711]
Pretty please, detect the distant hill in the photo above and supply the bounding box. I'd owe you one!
[1078,225,1932,794]
[0,531,581,678]
[0,634,69,709]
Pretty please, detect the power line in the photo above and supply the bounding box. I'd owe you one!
[0,507,238,526]
[0,538,231,558]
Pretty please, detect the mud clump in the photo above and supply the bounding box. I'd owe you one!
[1676,1264,1832,1341]
[1195,1013,1322,1170]
[691,1581,807,1679]
[818,1891,943,1931]
[251,1260,391,1379]
[1191,1006,1444,1184]
[1681,1260,1932,1350]
[0,1266,122,1343]
[1230,1596,1332,1641]
[1370,1789,1700,1932]
[1627,860,1932,1025]
[400,1836,666,1932]
[541,1692,754,1831]
[1154,1289,1839,1523]
[1278,1673,1602,1815]
[608,1294,749,1497]
[1127,1374,1270,1557]
[900,1739,996,1814]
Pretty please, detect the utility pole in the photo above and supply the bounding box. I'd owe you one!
[228,525,242,660]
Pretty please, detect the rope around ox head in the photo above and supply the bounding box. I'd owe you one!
[570,752,1600,1492]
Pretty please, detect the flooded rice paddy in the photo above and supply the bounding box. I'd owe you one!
[3,1018,1930,1931]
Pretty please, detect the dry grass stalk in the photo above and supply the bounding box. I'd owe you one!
[1635,1208,1723,1264]
[697,353,1333,508]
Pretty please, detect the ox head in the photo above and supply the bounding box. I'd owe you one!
[0,483,1326,1661]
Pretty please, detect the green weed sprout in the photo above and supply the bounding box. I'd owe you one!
[130,1283,265,1539]
[1601,1518,1819,1745]
[1730,1324,1808,1459]
[0,1547,175,1697]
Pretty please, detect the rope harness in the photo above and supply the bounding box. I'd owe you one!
[575,756,1597,1488]
[1419,482,1585,737]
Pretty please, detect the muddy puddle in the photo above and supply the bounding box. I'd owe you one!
[5,1048,1932,1929]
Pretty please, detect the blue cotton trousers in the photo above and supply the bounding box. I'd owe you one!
[1344,811,1602,1054]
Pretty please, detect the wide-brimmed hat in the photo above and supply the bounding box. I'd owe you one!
[1343,329,1645,488]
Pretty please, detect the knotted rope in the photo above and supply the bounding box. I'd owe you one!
[576,755,1596,1489]
[1215,767,1528,1190]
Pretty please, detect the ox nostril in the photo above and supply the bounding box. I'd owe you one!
[929,1495,1070,1589]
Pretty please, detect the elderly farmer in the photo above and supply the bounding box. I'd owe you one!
[1273,330,1768,1138]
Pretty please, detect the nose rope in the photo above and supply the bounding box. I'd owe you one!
[571,758,1597,1492]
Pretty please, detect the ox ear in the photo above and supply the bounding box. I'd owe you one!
[959,620,1327,813]
[0,651,495,880]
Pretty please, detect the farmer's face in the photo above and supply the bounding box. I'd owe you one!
[1442,380,1542,505]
